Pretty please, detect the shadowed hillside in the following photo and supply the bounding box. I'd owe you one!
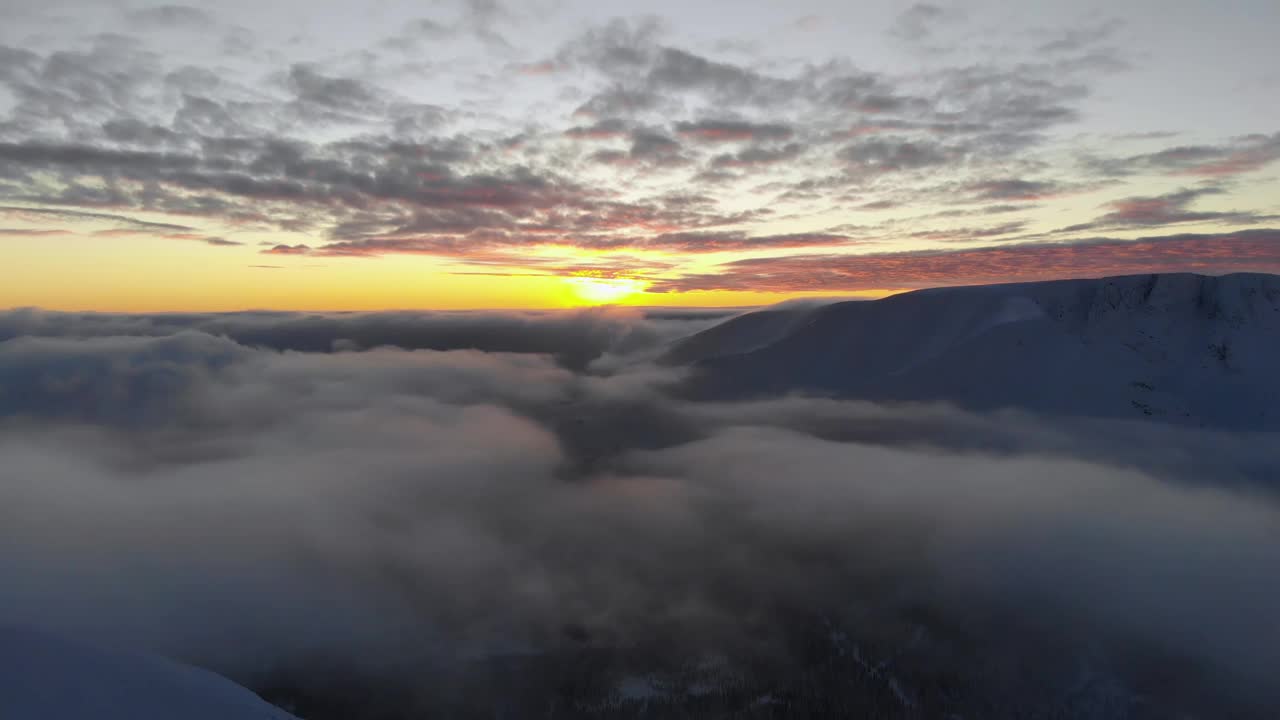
[673,273,1280,430]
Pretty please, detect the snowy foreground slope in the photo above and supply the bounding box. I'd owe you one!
[671,272,1280,429]
[0,627,299,720]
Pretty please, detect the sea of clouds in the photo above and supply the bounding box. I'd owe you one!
[1,306,1277,714]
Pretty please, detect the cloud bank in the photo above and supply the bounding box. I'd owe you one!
[1,308,1278,716]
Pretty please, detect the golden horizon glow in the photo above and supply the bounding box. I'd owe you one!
[7,187,1244,313]
[0,223,904,311]
[563,276,648,305]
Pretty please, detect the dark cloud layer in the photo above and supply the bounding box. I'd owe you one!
[651,229,1280,292]
[0,309,1277,717]
[0,306,728,371]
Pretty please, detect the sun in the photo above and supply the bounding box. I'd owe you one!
[564,276,646,305]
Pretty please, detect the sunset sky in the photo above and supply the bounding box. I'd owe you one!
[2,0,1279,310]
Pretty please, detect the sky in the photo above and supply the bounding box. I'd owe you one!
[1,0,1278,310]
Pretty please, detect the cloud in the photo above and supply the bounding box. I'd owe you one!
[908,220,1029,242]
[1,3,1278,710]
[1061,187,1275,232]
[285,64,383,113]
[647,47,777,101]
[562,119,630,140]
[674,120,793,143]
[261,243,311,255]
[0,315,1276,715]
[1036,19,1123,54]
[709,142,804,168]
[457,0,513,49]
[0,306,726,371]
[0,15,1171,285]
[646,230,853,252]
[1087,133,1280,178]
[124,5,216,30]
[0,205,196,233]
[102,117,183,146]
[927,63,1085,133]
[791,15,823,32]
[310,226,855,261]
[1094,188,1230,225]
[512,59,564,75]
[0,9,1266,295]
[0,134,638,246]
[890,3,965,44]
[0,227,70,236]
[964,179,1063,201]
[382,1,512,52]
[0,141,199,174]
[200,236,242,246]
[649,229,1280,292]
[624,129,683,163]
[840,137,952,174]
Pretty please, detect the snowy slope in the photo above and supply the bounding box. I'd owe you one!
[0,626,300,720]
[677,273,1280,429]
[661,305,824,364]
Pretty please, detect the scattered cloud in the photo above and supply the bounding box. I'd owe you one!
[1061,187,1276,233]
[649,229,1280,292]
[964,179,1064,202]
[0,3,1270,296]
[201,236,243,246]
[1036,19,1123,54]
[123,5,216,30]
[890,3,966,46]
[0,227,70,237]
[0,205,196,233]
[841,137,952,174]
[1086,133,1280,178]
[674,120,794,143]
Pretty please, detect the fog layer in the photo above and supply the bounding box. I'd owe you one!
[1,308,1277,714]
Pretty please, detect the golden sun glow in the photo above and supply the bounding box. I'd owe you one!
[564,276,647,305]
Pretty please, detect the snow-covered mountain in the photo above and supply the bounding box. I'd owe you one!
[0,627,299,720]
[670,272,1280,429]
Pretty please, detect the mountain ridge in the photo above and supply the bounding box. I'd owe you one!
[670,272,1280,430]
[0,626,300,720]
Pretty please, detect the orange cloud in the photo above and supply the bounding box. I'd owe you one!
[648,230,1280,293]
